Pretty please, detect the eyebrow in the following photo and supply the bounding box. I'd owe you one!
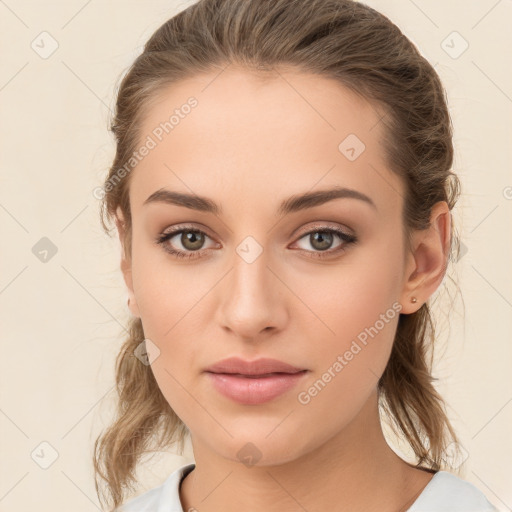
[143,186,377,216]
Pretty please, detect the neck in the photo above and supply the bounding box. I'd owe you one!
[179,388,434,512]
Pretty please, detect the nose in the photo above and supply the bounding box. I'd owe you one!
[215,248,289,341]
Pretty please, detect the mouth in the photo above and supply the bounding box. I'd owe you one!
[208,371,307,378]
[204,356,307,376]
[205,370,309,405]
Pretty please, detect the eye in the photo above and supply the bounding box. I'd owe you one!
[291,225,357,259]
[155,226,217,260]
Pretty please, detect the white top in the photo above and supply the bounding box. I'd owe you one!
[118,463,498,512]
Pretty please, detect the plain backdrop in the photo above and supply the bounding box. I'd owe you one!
[0,0,511,511]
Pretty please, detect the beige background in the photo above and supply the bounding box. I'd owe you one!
[0,0,511,510]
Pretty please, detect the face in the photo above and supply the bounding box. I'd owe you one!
[119,67,414,466]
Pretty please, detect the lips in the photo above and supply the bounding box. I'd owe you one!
[229,373,292,379]
[205,371,308,405]
[204,357,309,405]
[204,356,306,376]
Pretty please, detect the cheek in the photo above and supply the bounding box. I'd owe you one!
[291,255,401,411]
[293,256,400,347]
[130,239,195,328]
[295,308,397,435]
[149,352,195,425]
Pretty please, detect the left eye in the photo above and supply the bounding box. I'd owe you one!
[294,227,357,255]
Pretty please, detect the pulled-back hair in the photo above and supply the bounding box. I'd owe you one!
[93,0,463,510]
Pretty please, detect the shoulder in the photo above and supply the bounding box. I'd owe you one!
[408,470,498,512]
[117,462,195,512]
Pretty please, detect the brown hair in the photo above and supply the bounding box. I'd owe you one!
[93,0,464,510]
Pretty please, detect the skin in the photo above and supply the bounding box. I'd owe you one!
[115,67,451,512]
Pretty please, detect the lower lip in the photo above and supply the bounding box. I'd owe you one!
[205,371,309,405]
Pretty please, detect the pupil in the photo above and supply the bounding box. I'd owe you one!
[183,231,203,250]
[312,232,332,251]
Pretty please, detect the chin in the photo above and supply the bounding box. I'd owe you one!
[209,430,309,468]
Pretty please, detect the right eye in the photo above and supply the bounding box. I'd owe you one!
[155,226,218,260]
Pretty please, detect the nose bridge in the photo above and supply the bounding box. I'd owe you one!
[231,238,275,308]
[232,243,271,299]
[217,235,286,337]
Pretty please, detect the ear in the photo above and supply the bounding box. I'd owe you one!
[399,201,451,314]
[115,207,141,318]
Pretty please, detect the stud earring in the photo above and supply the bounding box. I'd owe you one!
[411,296,417,303]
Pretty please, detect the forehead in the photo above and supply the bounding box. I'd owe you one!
[129,67,404,219]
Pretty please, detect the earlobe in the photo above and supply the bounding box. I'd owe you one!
[121,258,140,318]
[115,207,141,318]
[399,201,451,315]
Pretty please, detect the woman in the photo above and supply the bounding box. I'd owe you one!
[93,0,498,510]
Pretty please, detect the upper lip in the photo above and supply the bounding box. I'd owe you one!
[204,357,306,375]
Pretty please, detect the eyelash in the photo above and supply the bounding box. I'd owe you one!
[154,224,358,261]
